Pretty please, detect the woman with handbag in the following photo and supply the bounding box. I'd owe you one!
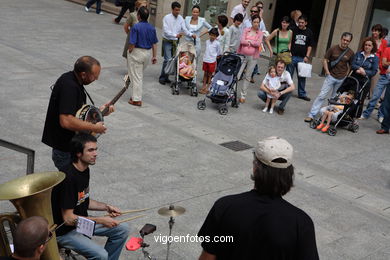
[266,16,292,66]
[237,15,265,103]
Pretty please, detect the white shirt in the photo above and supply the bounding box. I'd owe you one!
[203,40,221,63]
[227,25,241,52]
[263,71,293,87]
[242,19,267,32]
[162,13,192,40]
[230,4,248,22]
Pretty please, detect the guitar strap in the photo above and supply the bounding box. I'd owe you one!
[82,86,95,106]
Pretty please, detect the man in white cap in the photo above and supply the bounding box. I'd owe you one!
[198,136,319,260]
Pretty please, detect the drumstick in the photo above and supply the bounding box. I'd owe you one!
[118,215,146,224]
[105,208,150,217]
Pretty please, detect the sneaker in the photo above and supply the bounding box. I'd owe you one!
[84,6,89,12]
[97,11,104,15]
[378,117,384,123]
[269,108,274,114]
[277,108,284,115]
[298,96,311,101]
[376,129,389,134]
[262,107,268,113]
[304,117,313,123]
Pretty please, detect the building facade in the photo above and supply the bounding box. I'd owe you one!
[151,0,389,73]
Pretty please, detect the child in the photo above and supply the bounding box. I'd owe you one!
[262,66,281,114]
[200,28,221,94]
[179,52,195,79]
[227,13,244,53]
[316,90,355,132]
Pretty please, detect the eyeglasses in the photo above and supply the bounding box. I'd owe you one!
[250,10,259,13]
[42,230,54,245]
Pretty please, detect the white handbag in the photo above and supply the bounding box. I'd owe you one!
[297,62,312,78]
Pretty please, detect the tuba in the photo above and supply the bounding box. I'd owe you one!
[0,171,65,259]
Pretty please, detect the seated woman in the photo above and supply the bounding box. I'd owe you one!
[316,90,355,132]
[179,52,195,79]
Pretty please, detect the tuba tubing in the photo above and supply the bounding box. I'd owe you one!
[0,171,65,260]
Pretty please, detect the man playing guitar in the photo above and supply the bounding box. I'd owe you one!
[42,56,114,170]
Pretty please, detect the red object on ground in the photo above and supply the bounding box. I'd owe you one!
[126,237,143,251]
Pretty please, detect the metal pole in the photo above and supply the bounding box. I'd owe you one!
[0,139,35,174]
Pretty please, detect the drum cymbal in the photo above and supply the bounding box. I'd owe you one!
[158,205,186,217]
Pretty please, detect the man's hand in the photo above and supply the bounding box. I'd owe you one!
[94,122,107,134]
[152,57,157,64]
[303,56,309,63]
[99,103,115,116]
[100,216,119,228]
[176,33,183,38]
[192,34,196,39]
[106,205,122,217]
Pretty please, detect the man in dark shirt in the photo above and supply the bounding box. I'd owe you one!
[0,216,50,260]
[127,6,158,106]
[198,136,319,260]
[287,15,313,101]
[51,134,130,260]
[305,32,354,122]
[42,56,114,170]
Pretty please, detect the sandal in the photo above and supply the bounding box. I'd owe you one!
[316,123,325,130]
[321,125,330,133]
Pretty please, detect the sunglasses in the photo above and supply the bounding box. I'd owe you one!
[250,10,259,13]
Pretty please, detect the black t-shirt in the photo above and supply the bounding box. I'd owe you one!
[291,27,313,58]
[42,71,86,152]
[51,163,90,236]
[198,190,319,260]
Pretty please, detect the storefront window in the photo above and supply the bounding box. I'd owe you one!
[184,0,229,26]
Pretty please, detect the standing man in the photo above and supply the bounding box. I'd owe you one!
[128,6,158,106]
[230,0,251,25]
[258,60,295,115]
[42,56,114,170]
[376,66,390,134]
[198,136,319,260]
[287,15,313,101]
[159,1,194,85]
[0,216,51,260]
[305,32,354,122]
[51,133,130,260]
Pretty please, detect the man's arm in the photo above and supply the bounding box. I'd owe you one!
[304,46,312,63]
[128,44,135,53]
[152,43,157,64]
[61,208,119,228]
[59,114,106,133]
[323,58,330,75]
[199,250,216,260]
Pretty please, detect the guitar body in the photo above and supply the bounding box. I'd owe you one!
[76,75,130,137]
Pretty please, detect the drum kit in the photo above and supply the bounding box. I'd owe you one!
[126,204,186,260]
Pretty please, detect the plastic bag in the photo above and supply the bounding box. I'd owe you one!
[164,57,176,75]
[298,62,312,78]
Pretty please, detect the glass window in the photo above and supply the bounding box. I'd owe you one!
[185,0,229,26]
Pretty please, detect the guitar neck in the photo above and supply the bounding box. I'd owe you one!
[101,86,128,116]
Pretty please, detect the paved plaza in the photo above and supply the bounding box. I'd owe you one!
[1,0,390,259]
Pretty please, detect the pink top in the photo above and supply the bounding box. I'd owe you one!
[237,28,263,58]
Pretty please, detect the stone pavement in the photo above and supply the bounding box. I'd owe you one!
[0,0,390,259]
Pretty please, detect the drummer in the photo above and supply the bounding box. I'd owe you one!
[51,133,131,260]
[41,56,114,170]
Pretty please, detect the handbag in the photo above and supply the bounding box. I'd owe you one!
[276,30,292,65]
[164,57,177,75]
[329,47,350,69]
[298,62,312,78]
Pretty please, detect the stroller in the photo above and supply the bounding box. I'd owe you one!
[197,52,244,115]
[309,75,369,136]
[171,41,198,96]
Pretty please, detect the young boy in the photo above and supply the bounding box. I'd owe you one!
[200,28,221,94]
[227,13,244,53]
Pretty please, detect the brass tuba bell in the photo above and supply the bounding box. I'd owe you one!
[0,171,65,259]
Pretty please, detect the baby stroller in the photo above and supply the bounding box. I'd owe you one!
[309,75,369,136]
[171,41,198,96]
[197,52,244,115]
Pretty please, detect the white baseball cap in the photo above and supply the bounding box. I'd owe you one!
[254,136,293,169]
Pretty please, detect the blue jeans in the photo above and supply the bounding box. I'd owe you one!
[52,149,71,170]
[362,74,388,119]
[308,75,344,118]
[159,39,174,82]
[287,56,307,97]
[86,0,102,13]
[380,78,390,131]
[257,90,292,110]
[57,223,130,260]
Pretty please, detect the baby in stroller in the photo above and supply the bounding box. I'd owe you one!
[179,52,195,79]
[316,90,355,132]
